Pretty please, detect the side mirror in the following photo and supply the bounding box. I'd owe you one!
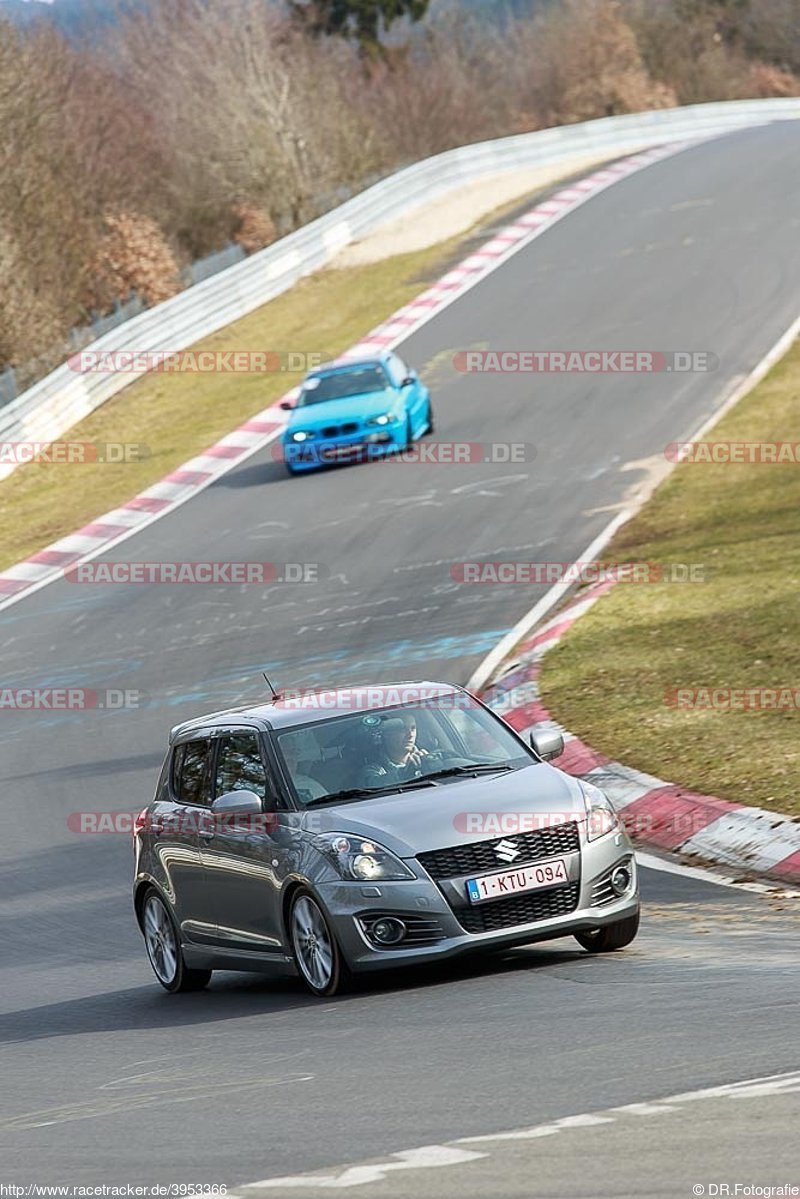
[279,400,294,411]
[401,374,416,387]
[211,789,263,817]
[529,728,564,761]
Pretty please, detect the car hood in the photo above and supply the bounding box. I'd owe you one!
[285,389,399,430]
[299,764,586,858]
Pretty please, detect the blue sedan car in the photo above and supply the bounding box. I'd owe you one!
[280,352,433,474]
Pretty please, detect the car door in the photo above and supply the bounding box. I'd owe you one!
[198,727,289,956]
[155,736,217,947]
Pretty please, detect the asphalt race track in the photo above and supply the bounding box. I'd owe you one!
[1,122,799,1189]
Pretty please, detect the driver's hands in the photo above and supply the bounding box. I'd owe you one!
[407,746,429,767]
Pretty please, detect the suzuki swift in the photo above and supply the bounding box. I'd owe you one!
[133,683,639,997]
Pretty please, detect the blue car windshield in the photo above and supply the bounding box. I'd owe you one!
[298,366,388,406]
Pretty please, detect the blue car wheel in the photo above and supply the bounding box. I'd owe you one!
[404,414,414,450]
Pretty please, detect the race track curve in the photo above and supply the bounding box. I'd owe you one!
[1,121,799,1190]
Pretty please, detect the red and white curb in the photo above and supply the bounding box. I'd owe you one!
[480,581,800,886]
[0,140,701,613]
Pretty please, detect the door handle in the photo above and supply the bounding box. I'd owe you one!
[199,826,215,840]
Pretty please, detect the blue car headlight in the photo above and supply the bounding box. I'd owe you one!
[289,430,315,442]
[366,413,401,426]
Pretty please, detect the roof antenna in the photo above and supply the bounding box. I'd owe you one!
[262,672,281,702]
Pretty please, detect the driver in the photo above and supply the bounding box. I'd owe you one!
[360,714,429,787]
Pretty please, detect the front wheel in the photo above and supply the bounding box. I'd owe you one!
[425,400,434,435]
[403,414,414,451]
[289,888,352,997]
[142,889,212,993]
[574,909,640,953]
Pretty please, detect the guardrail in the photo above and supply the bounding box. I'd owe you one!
[3,97,799,480]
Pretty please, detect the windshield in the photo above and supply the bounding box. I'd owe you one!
[274,695,533,807]
[298,365,388,406]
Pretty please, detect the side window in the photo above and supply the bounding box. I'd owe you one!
[172,739,212,806]
[153,753,171,803]
[215,731,267,801]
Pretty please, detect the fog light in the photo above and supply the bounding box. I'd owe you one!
[610,865,631,896]
[371,917,406,945]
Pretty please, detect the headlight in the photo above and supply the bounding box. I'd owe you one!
[314,833,414,881]
[581,781,620,841]
[290,430,314,442]
[366,413,400,426]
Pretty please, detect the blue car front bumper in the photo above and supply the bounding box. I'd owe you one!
[283,428,406,471]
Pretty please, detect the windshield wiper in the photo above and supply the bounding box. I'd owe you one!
[303,779,437,807]
[421,763,516,783]
[301,765,512,807]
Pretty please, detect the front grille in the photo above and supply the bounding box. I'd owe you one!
[358,911,446,949]
[457,882,580,934]
[319,423,360,438]
[417,822,580,882]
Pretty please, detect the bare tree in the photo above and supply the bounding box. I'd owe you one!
[0,20,95,371]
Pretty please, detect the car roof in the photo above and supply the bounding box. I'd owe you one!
[307,355,389,377]
[169,681,465,742]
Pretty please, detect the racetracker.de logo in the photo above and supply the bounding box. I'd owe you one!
[665,687,800,711]
[62,562,326,584]
[274,441,535,465]
[274,686,476,711]
[665,440,800,464]
[68,811,280,835]
[0,441,148,465]
[68,350,327,374]
[0,687,148,711]
[453,811,575,834]
[451,561,707,584]
[453,350,718,373]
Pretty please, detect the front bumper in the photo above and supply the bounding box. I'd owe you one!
[317,834,639,973]
[283,429,405,471]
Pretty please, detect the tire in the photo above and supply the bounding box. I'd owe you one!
[425,400,434,435]
[289,888,352,998]
[141,888,212,993]
[574,909,640,953]
[403,414,414,451]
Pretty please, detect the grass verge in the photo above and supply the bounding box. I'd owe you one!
[538,338,800,816]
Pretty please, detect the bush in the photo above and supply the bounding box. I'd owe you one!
[232,204,279,255]
[86,213,181,311]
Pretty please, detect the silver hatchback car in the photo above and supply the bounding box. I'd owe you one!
[133,682,640,997]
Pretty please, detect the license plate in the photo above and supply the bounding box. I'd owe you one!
[322,443,363,459]
[466,858,568,904]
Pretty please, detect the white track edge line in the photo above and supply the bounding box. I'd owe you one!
[230,1069,800,1191]
[636,850,800,895]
